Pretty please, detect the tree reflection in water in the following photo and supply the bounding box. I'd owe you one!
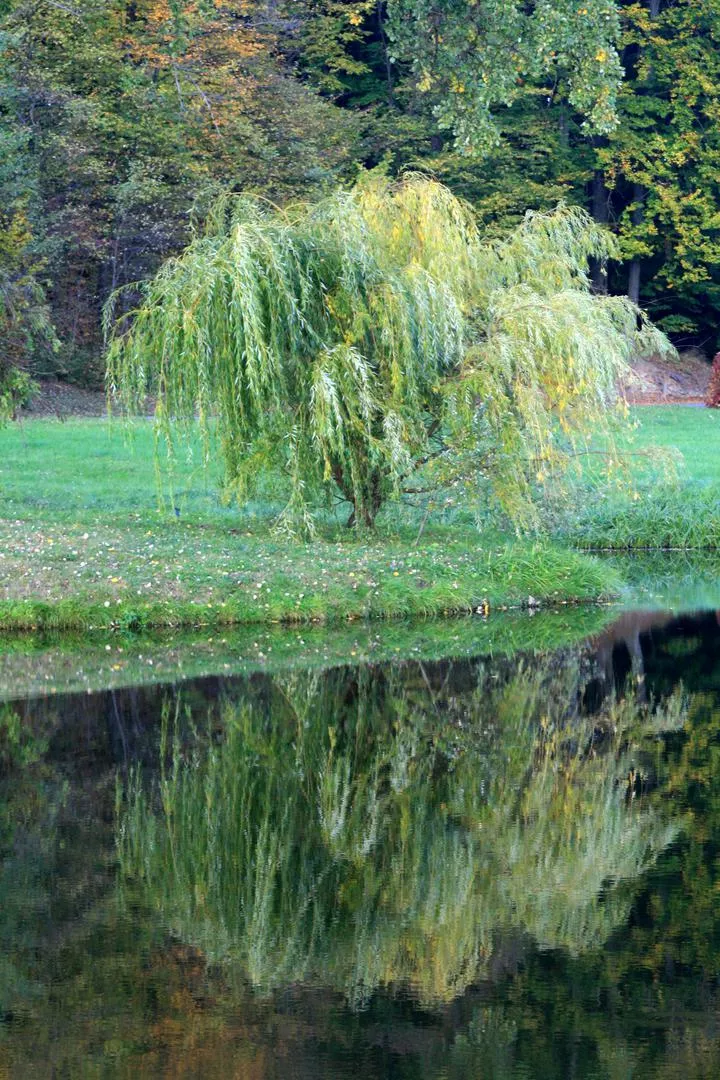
[118,654,687,1008]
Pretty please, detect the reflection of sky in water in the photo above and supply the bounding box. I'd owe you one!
[0,608,719,1077]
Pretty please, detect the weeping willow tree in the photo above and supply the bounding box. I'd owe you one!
[106,173,668,530]
[118,656,686,1008]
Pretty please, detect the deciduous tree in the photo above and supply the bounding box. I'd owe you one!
[108,175,666,530]
[386,0,623,152]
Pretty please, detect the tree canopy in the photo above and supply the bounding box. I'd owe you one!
[1,0,717,384]
[387,0,624,151]
[108,174,665,530]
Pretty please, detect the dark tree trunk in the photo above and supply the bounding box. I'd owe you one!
[625,0,660,304]
[352,472,384,528]
[627,182,645,305]
[333,462,384,529]
[627,259,642,306]
[558,104,569,150]
[590,168,610,294]
[376,1,395,106]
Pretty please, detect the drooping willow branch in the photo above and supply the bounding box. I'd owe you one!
[106,173,672,532]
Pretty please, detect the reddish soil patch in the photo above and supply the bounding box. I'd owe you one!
[22,379,108,419]
[622,350,711,405]
[20,380,155,419]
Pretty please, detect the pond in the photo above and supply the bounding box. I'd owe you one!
[1,606,720,1077]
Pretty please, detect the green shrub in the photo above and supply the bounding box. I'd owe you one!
[0,365,38,422]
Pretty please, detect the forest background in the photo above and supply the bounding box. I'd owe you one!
[1,0,719,393]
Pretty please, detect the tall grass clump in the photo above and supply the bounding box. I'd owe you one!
[563,486,720,551]
[107,174,668,531]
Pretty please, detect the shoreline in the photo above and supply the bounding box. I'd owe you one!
[0,544,620,633]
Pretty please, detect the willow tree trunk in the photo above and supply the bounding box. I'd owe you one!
[333,462,384,528]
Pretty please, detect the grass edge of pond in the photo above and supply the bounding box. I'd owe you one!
[0,541,620,634]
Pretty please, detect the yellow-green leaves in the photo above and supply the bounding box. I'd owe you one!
[107,175,666,532]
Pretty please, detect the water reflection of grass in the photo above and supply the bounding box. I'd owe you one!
[612,550,720,612]
[118,661,687,1007]
[0,606,619,702]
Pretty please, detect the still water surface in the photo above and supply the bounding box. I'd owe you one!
[2,609,720,1077]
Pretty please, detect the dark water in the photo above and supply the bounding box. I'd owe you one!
[2,609,720,1077]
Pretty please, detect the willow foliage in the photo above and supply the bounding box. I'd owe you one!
[106,174,668,530]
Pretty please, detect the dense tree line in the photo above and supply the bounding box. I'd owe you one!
[1,0,718,392]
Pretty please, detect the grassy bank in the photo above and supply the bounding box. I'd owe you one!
[0,533,616,632]
[0,419,619,632]
[5,549,718,702]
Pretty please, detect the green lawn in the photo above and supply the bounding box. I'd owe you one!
[1,406,717,632]
[627,404,720,486]
[0,417,619,631]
